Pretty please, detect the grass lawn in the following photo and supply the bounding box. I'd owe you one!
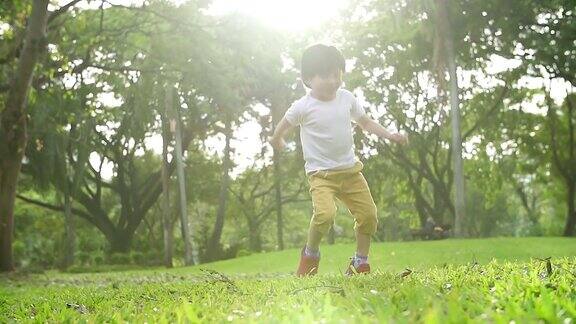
[1,237,575,323]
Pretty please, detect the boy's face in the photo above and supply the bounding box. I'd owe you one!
[308,69,343,98]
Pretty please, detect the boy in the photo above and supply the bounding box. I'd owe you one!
[270,44,407,276]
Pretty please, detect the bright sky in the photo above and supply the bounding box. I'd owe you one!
[207,0,350,31]
[57,0,350,32]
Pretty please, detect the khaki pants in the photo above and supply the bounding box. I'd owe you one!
[307,161,378,236]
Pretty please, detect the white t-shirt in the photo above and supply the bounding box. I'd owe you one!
[284,88,366,174]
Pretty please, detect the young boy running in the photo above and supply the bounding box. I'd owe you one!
[270,44,408,276]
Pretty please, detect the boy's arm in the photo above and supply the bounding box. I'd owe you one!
[270,117,295,150]
[356,115,408,144]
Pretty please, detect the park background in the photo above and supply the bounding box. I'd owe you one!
[0,0,575,322]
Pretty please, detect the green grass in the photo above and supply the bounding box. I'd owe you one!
[1,237,575,323]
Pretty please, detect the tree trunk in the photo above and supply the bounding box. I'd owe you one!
[63,191,75,268]
[206,113,232,261]
[169,85,194,265]
[271,101,285,250]
[0,162,21,271]
[248,221,262,252]
[273,146,284,250]
[562,96,576,236]
[563,181,576,236]
[109,234,132,254]
[0,0,49,272]
[435,0,466,237]
[161,92,173,268]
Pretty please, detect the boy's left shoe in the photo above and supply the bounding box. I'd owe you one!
[345,259,371,276]
[296,247,320,277]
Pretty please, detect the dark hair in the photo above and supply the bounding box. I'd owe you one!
[301,44,345,88]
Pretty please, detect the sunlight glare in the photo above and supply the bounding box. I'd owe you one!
[207,0,350,31]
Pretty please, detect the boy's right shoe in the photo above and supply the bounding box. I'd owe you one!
[296,247,320,277]
[345,259,371,276]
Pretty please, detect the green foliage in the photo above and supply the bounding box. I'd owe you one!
[4,0,576,273]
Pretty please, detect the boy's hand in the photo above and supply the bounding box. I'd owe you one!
[389,133,408,145]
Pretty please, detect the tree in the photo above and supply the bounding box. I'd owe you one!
[433,0,466,237]
[204,109,232,261]
[229,164,306,251]
[16,1,272,256]
[545,93,576,235]
[1,0,50,272]
[341,0,527,234]
[481,0,576,234]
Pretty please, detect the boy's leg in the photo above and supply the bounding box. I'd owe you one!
[337,172,378,257]
[297,174,339,276]
[307,175,339,250]
[306,226,323,252]
[355,231,371,257]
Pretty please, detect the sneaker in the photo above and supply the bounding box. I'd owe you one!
[345,258,370,276]
[296,247,320,277]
